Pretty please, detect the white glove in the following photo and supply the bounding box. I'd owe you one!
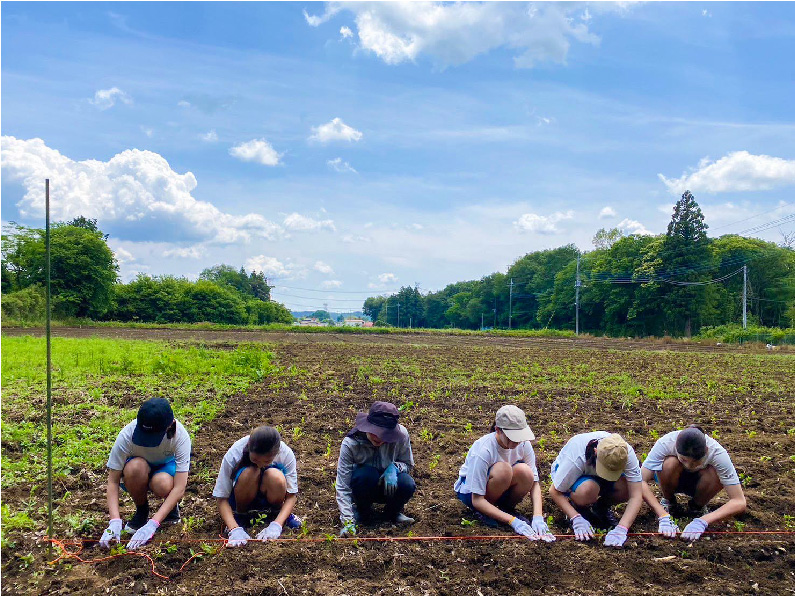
[227,526,250,547]
[340,520,357,537]
[127,519,159,550]
[658,515,679,538]
[604,525,628,547]
[99,519,122,548]
[509,517,540,541]
[257,521,282,540]
[571,514,595,541]
[531,515,556,543]
[681,518,708,541]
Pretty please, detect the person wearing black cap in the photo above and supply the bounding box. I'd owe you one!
[336,401,416,536]
[98,398,192,550]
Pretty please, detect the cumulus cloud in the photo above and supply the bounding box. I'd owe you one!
[658,151,795,194]
[378,272,397,283]
[89,87,132,110]
[514,210,573,234]
[321,279,343,289]
[314,260,334,274]
[327,157,357,173]
[617,218,652,236]
[113,246,136,264]
[163,246,205,259]
[283,213,336,232]
[244,255,298,279]
[342,233,371,243]
[303,2,626,68]
[229,139,282,166]
[177,100,191,108]
[200,130,218,143]
[141,127,154,138]
[598,206,617,219]
[310,118,363,143]
[1,136,283,244]
[340,26,354,39]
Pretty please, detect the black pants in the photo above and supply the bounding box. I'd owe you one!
[351,465,415,521]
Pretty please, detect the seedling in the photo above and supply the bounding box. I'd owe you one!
[783,515,795,530]
[429,454,441,471]
[733,521,746,532]
[460,518,476,527]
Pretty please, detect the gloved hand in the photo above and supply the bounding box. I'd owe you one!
[340,520,357,537]
[531,515,556,543]
[509,517,540,541]
[226,526,250,547]
[256,521,282,541]
[571,514,594,541]
[380,463,398,497]
[127,519,159,550]
[604,525,628,547]
[99,519,122,548]
[658,515,679,538]
[681,518,708,541]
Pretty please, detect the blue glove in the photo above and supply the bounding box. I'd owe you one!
[658,515,679,538]
[99,519,122,548]
[380,463,398,497]
[604,525,628,547]
[571,514,594,541]
[227,526,250,547]
[531,515,556,543]
[128,519,159,550]
[681,518,708,541]
[509,517,540,541]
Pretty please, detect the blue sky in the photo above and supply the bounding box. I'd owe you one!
[2,1,794,313]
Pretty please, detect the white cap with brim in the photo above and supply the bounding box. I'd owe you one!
[495,405,535,443]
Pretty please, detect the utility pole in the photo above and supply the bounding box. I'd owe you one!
[384,303,388,326]
[575,253,581,336]
[397,303,400,328]
[508,278,514,329]
[481,313,484,330]
[742,264,747,330]
[409,316,412,329]
[493,298,497,328]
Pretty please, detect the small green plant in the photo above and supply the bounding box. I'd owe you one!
[739,472,753,487]
[419,428,434,442]
[733,520,746,532]
[429,454,441,471]
[649,429,660,440]
[546,515,554,527]
[464,422,473,433]
[292,426,304,440]
[165,542,178,554]
[460,518,476,527]
[181,516,204,534]
[17,552,35,569]
[783,514,795,530]
[759,455,772,463]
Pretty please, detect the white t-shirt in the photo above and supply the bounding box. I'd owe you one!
[454,432,540,495]
[550,431,642,492]
[212,436,298,499]
[107,420,191,473]
[642,431,740,486]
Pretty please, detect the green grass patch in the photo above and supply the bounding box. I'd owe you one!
[1,335,275,492]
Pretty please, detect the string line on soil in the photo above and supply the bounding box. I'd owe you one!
[45,530,795,582]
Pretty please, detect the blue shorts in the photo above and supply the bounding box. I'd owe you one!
[565,474,618,497]
[120,456,177,492]
[455,475,514,511]
[653,469,699,497]
[228,463,287,514]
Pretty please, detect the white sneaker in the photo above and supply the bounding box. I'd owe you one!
[660,498,671,513]
[394,513,415,525]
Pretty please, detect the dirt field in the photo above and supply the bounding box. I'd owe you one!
[2,329,794,595]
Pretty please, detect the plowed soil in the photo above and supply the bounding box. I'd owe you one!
[3,329,794,595]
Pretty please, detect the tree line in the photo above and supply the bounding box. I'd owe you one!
[364,192,795,337]
[1,218,293,325]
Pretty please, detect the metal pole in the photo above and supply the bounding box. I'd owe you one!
[397,303,400,328]
[481,313,484,330]
[743,264,748,329]
[508,278,513,329]
[45,179,53,550]
[575,253,581,336]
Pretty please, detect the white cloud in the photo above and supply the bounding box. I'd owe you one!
[283,213,336,232]
[113,246,136,264]
[304,2,627,68]
[177,100,191,108]
[89,87,132,110]
[411,223,423,230]
[340,26,354,39]
[514,210,573,234]
[321,279,343,289]
[658,151,795,194]
[1,136,283,244]
[244,255,297,279]
[163,246,205,259]
[141,127,154,138]
[378,272,397,283]
[314,260,334,274]
[617,218,653,236]
[229,138,282,166]
[702,9,712,17]
[327,157,357,173]
[200,130,218,143]
[598,206,617,219]
[310,118,363,143]
[342,233,371,243]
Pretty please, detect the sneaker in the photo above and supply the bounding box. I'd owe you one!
[125,506,149,533]
[590,502,619,529]
[659,498,671,513]
[474,511,501,528]
[284,513,303,529]
[688,500,709,517]
[164,504,181,524]
[393,513,415,525]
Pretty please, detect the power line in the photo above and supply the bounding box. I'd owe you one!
[272,284,400,295]
[710,201,792,231]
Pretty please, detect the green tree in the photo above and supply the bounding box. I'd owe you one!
[199,264,271,301]
[592,227,624,250]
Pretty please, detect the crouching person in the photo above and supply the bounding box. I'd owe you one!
[641,425,746,541]
[99,398,191,550]
[213,425,302,547]
[336,402,416,536]
[549,432,643,548]
[455,405,555,542]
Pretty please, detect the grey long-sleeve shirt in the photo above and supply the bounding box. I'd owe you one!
[335,426,414,524]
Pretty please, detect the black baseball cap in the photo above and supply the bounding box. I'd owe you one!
[132,398,175,447]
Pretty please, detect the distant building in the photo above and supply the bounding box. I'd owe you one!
[298,317,327,327]
[343,318,365,327]
[363,321,374,328]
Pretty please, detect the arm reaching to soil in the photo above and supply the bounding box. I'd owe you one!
[616,480,643,531]
[701,483,746,526]
[335,440,357,526]
[640,468,670,519]
[471,493,519,526]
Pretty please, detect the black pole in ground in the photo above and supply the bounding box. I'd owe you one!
[45,178,53,555]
